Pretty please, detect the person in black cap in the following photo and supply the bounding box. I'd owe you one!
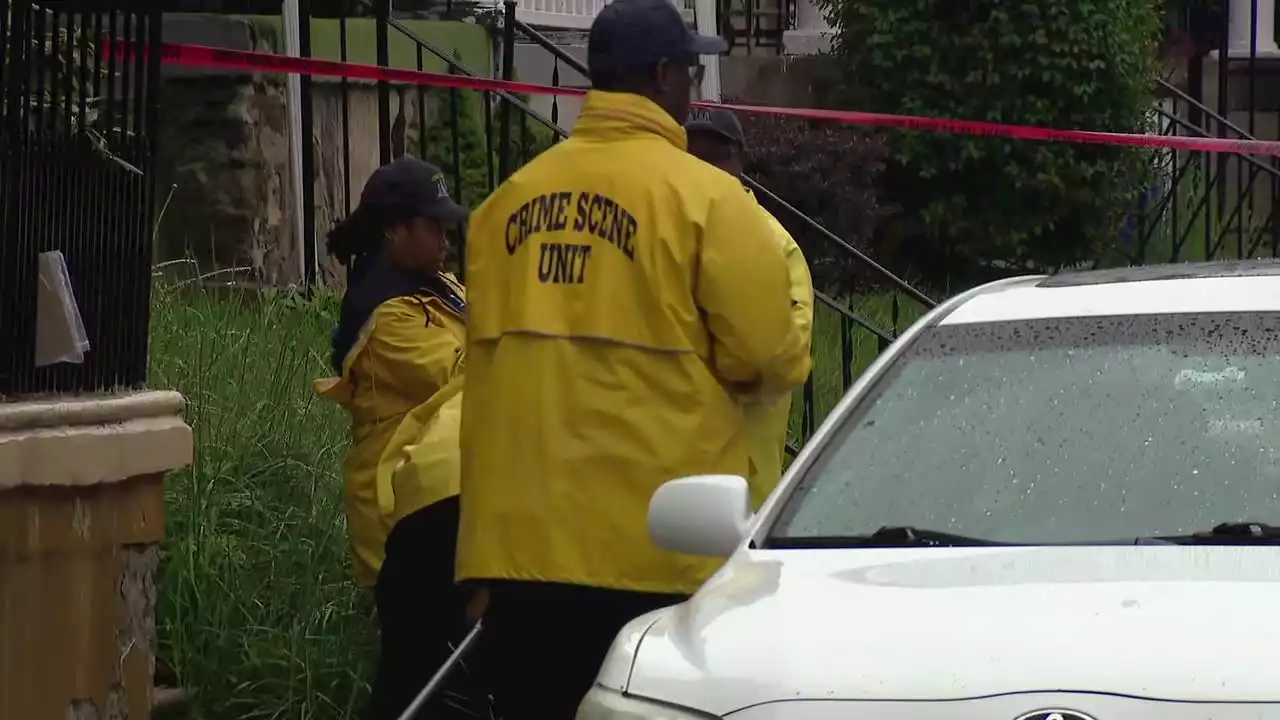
[686,106,749,176]
[456,0,813,717]
[315,156,485,720]
[585,0,727,122]
[686,108,816,505]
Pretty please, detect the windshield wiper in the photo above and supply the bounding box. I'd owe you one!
[1145,522,1280,545]
[767,525,1017,549]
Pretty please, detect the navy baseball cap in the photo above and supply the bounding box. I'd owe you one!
[686,108,747,149]
[359,156,469,224]
[588,0,728,76]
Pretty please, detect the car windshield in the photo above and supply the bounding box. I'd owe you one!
[768,311,1280,546]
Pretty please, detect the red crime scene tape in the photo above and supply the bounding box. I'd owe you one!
[112,40,1280,158]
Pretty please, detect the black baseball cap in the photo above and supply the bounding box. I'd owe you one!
[685,108,746,149]
[588,0,728,76]
[359,156,469,224]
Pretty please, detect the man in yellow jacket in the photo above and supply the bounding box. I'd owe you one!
[686,108,816,504]
[458,0,812,715]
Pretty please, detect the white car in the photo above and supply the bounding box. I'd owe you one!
[578,261,1280,720]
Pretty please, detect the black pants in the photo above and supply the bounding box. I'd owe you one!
[480,580,688,720]
[367,496,487,720]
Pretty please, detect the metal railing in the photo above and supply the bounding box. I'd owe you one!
[289,0,1280,451]
[1117,0,1280,265]
[1111,79,1280,266]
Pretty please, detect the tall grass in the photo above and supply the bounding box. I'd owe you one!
[148,274,916,719]
[150,277,374,720]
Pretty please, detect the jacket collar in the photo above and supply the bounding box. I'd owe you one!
[329,254,464,373]
[571,91,687,150]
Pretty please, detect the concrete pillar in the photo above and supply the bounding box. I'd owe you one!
[0,391,192,720]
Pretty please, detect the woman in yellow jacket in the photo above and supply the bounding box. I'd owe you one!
[315,156,478,720]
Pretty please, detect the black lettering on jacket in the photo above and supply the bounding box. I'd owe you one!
[572,192,636,261]
[505,191,574,255]
[538,242,593,284]
[504,192,639,287]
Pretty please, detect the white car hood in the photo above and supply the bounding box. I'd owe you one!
[625,546,1280,714]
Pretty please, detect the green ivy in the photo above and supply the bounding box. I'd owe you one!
[822,0,1162,286]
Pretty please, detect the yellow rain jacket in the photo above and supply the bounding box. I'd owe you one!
[741,193,814,505]
[315,272,467,587]
[458,90,813,595]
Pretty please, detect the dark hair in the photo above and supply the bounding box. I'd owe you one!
[325,201,417,268]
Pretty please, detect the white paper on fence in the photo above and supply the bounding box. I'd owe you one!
[34,250,90,367]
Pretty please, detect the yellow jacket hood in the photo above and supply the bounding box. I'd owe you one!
[315,273,467,586]
[569,90,688,149]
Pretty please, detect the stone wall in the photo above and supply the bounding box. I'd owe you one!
[0,392,191,720]
[152,14,479,288]
[155,73,294,283]
[156,75,431,287]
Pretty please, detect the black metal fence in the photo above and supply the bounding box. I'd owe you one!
[278,0,1280,448]
[1115,0,1280,266]
[291,0,563,288]
[0,1,162,396]
[291,0,936,450]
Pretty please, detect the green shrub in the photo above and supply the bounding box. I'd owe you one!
[418,87,494,206]
[503,98,559,171]
[738,104,897,296]
[822,0,1162,287]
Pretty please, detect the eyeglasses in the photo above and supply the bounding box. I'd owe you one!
[660,56,706,86]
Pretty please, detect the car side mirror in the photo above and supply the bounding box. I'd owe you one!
[648,474,752,557]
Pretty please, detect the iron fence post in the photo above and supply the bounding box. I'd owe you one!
[376,0,392,164]
[139,9,163,371]
[339,0,352,218]
[498,0,517,181]
[299,0,317,292]
[1214,0,1230,255]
